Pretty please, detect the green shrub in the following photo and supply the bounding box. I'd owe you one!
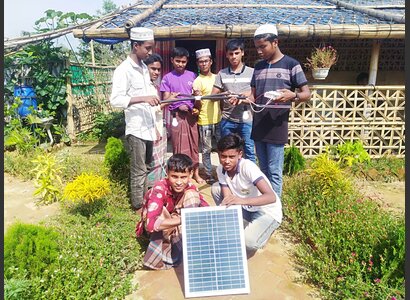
[4,223,60,279]
[104,137,130,184]
[335,140,371,167]
[5,127,39,155]
[31,152,63,204]
[284,145,306,176]
[4,278,32,300]
[33,204,144,299]
[92,111,125,141]
[283,163,405,299]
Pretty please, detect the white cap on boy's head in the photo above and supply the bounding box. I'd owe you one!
[195,48,212,59]
[254,24,278,37]
[130,27,154,41]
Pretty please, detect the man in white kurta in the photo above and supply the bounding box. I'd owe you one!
[110,27,160,210]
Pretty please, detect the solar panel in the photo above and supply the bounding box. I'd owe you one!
[181,205,250,298]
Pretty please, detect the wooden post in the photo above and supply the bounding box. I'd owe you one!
[90,40,96,66]
[368,40,381,85]
[66,60,76,140]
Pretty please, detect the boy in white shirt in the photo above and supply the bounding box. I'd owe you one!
[211,133,282,256]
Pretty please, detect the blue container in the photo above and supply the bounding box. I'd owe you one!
[14,85,38,117]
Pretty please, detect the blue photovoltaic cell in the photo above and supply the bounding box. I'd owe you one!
[181,206,250,298]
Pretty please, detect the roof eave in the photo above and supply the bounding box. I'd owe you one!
[73,24,405,41]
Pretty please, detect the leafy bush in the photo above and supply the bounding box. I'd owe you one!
[92,111,125,141]
[31,152,63,204]
[4,278,32,300]
[63,173,111,203]
[4,223,60,279]
[282,156,405,299]
[104,137,130,184]
[32,203,144,299]
[5,127,39,155]
[334,141,371,167]
[308,153,352,195]
[284,145,306,176]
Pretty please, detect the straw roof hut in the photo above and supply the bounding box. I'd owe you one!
[73,0,405,84]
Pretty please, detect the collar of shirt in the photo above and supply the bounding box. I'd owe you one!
[222,158,242,175]
[228,64,246,75]
[127,55,147,71]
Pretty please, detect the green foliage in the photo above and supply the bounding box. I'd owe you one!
[4,223,60,279]
[92,111,125,141]
[4,278,32,300]
[32,204,143,299]
[5,127,38,155]
[335,141,371,167]
[4,41,69,121]
[63,173,111,203]
[31,152,63,204]
[284,145,306,176]
[4,151,39,180]
[104,137,130,184]
[282,164,405,299]
[308,153,352,196]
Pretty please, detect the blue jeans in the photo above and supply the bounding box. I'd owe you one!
[198,123,221,177]
[211,183,280,251]
[220,118,256,163]
[254,141,284,197]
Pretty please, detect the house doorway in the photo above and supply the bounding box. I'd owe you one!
[175,40,217,74]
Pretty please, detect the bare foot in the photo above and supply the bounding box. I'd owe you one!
[193,175,205,184]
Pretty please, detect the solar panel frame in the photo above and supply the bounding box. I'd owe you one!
[181,205,250,298]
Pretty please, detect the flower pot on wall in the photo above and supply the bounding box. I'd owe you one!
[312,68,330,80]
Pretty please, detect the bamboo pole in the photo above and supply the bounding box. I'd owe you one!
[90,40,96,66]
[72,24,405,40]
[368,40,381,85]
[325,0,404,23]
[124,0,168,29]
[136,4,337,9]
[65,60,76,140]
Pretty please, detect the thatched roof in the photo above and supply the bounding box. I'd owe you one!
[73,0,405,44]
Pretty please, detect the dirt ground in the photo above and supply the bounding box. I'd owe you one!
[4,173,404,232]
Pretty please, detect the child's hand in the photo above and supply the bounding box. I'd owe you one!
[221,195,243,207]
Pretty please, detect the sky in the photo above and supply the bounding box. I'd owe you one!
[4,0,130,49]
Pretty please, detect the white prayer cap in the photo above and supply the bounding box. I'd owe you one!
[195,48,212,59]
[254,24,278,37]
[130,27,154,41]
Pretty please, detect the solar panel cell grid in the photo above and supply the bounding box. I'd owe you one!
[182,206,250,298]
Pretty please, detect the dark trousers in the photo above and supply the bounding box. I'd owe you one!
[127,135,153,209]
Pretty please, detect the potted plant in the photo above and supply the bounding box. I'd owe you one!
[305,45,338,80]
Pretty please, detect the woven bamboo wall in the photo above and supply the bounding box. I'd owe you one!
[289,85,405,157]
[243,38,404,72]
[69,64,116,133]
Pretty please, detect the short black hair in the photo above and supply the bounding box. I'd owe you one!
[131,40,146,51]
[171,47,189,58]
[254,33,278,43]
[217,133,244,152]
[226,39,244,52]
[144,53,163,66]
[167,153,194,172]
